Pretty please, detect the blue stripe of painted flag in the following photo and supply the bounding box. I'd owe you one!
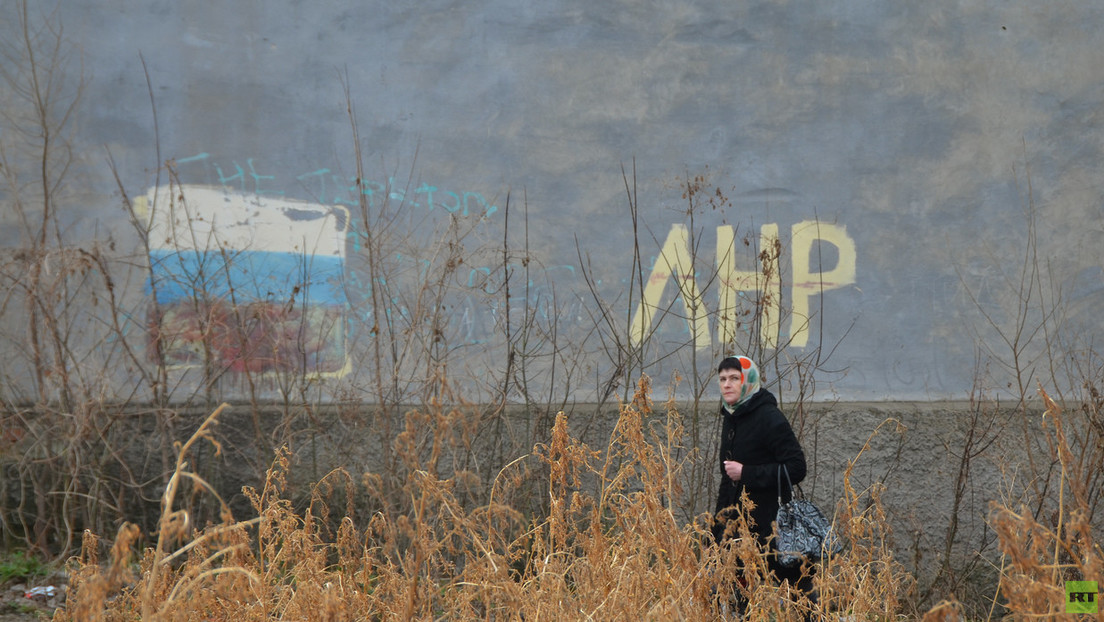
[145,249,346,306]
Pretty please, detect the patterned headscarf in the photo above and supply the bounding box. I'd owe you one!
[719,355,761,407]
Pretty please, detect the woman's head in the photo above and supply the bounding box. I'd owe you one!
[717,356,761,406]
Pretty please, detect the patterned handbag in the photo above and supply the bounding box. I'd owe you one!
[774,464,843,567]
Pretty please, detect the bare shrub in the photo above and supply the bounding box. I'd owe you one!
[56,379,921,621]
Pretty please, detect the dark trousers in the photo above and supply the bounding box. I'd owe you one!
[770,556,817,604]
[727,555,817,618]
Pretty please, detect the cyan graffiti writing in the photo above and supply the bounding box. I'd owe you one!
[465,262,576,292]
[174,153,499,218]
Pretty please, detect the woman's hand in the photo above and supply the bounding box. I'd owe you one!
[723,460,743,481]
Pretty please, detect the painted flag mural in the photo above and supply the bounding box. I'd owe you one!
[138,185,350,377]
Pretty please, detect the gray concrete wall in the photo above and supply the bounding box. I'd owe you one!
[1,0,1102,404]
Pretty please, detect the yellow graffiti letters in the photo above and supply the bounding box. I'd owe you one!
[628,224,711,349]
[630,220,856,349]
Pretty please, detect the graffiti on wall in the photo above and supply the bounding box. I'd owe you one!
[136,185,351,377]
[139,156,572,380]
[630,221,857,349]
[174,153,501,218]
[136,154,855,380]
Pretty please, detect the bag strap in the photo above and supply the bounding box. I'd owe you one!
[777,464,801,504]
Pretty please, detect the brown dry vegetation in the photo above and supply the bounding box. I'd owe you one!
[47,381,1099,621]
[1,4,1102,620]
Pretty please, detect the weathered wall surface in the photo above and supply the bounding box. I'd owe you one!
[2,0,1103,403]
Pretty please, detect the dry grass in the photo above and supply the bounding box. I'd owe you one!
[54,382,1100,621]
[978,388,1103,619]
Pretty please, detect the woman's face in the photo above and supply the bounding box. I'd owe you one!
[718,368,744,406]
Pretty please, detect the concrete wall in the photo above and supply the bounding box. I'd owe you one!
[77,399,1053,602]
[2,0,1103,403]
[0,390,1077,614]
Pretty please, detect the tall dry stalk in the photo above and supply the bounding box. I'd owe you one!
[983,387,1103,618]
[55,377,925,621]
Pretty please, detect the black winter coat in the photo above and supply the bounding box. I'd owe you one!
[712,388,806,545]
